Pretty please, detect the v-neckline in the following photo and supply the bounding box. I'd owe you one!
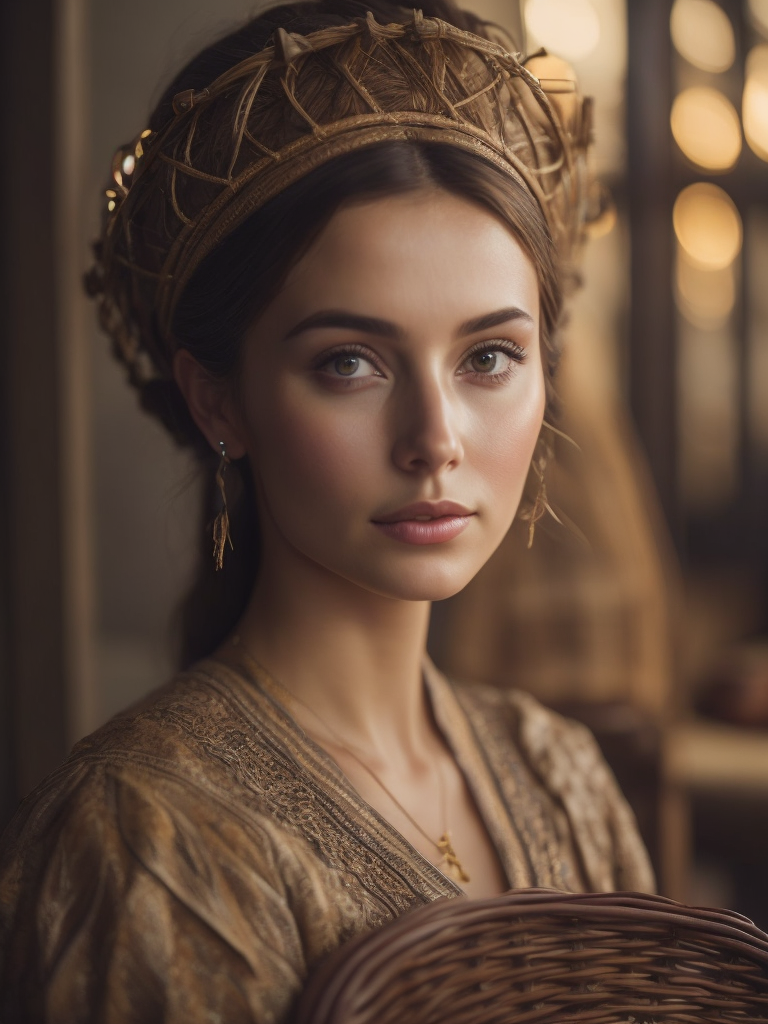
[215,652,520,895]
[421,659,527,890]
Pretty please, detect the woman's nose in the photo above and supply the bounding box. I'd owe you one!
[390,375,464,475]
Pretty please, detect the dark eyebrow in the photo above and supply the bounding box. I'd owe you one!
[282,305,534,342]
[282,310,402,341]
[458,307,534,335]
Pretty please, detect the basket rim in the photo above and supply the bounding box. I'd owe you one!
[295,888,768,1024]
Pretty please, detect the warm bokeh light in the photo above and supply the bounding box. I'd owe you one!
[676,247,735,328]
[678,321,739,510]
[673,183,742,270]
[670,87,742,171]
[747,210,768,455]
[524,0,600,62]
[670,0,735,73]
[743,45,768,162]
[746,43,768,82]
[586,199,617,240]
[748,0,768,37]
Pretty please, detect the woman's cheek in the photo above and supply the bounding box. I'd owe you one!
[252,388,383,511]
[469,377,545,495]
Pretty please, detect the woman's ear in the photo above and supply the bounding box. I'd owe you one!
[173,349,248,459]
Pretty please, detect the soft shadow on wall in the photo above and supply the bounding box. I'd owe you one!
[87,1,265,723]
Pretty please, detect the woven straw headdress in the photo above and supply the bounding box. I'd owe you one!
[87,9,594,387]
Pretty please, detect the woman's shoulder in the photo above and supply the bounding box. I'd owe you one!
[65,657,260,764]
[0,661,348,1022]
[0,659,286,871]
[450,678,617,808]
[451,677,599,759]
[450,676,626,802]
[19,657,295,809]
[449,677,657,894]
[0,659,309,906]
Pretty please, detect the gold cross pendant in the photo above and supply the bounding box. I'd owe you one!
[437,831,470,884]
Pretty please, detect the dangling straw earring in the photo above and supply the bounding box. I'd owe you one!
[521,423,571,549]
[212,441,234,570]
[525,460,549,549]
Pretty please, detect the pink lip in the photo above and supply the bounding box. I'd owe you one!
[372,501,475,546]
[373,501,474,523]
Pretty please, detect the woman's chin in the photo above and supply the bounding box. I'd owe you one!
[347,560,486,604]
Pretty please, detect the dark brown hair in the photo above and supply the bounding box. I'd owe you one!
[136,1,563,666]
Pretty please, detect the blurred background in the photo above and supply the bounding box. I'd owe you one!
[1,0,767,924]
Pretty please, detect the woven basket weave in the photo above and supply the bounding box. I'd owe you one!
[292,889,768,1024]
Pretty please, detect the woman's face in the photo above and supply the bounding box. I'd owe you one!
[232,189,545,602]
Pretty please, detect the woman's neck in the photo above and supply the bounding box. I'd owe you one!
[231,546,433,760]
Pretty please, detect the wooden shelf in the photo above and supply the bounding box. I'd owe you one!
[664,720,768,794]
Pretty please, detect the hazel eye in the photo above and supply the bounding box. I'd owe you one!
[459,339,527,382]
[470,350,501,373]
[317,349,382,380]
[335,355,361,376]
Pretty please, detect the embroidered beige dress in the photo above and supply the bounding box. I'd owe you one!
[0,657,654,1024]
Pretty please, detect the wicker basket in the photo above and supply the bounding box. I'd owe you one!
[292,889,768,1024]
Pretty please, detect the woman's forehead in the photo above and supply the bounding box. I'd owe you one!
[263,191,540,337]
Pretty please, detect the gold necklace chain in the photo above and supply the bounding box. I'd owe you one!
[236,646,470,884]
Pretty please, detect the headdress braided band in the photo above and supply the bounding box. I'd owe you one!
[87,10,594,386]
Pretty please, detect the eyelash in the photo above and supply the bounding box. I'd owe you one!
[313,343,384,383]
[459,340,527,385]
[313,339,527,384]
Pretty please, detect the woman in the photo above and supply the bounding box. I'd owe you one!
[0,1,654,1020]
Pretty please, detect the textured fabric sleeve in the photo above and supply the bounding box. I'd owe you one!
[0,762,338,1024]
[511,691,657,895]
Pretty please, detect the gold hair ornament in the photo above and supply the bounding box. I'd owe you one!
[85,10,595,389]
